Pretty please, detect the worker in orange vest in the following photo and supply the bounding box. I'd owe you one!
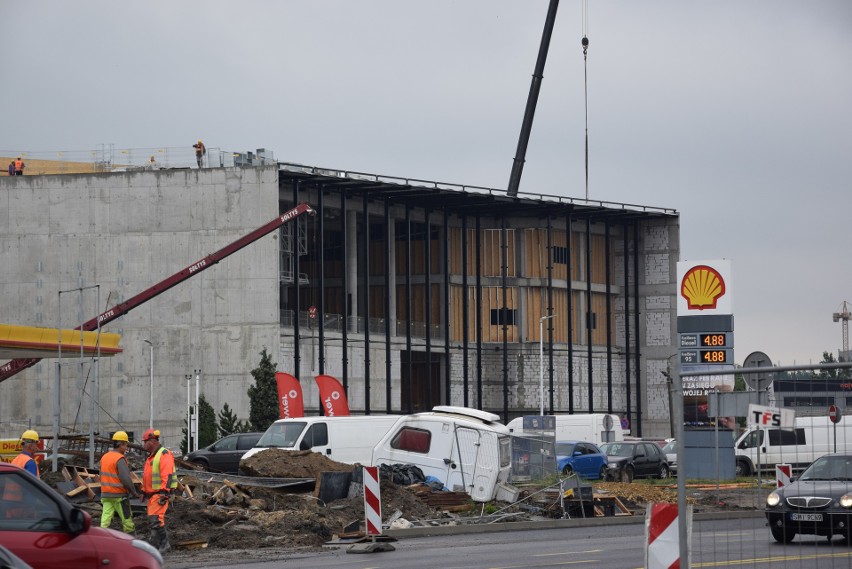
[11,430,40,478]
[141,428,177,553]
[13,156,25,176]
[99,431,140,533]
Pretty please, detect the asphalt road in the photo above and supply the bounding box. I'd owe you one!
[172,513,852,569]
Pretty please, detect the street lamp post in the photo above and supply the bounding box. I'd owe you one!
[539,314,557,416]
[143,339,154,430]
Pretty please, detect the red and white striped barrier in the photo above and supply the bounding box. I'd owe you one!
[645,503,691,569]
[776,463,792,488]
[363,466,382,537]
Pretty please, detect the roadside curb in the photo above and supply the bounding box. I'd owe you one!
[384,509,764,538]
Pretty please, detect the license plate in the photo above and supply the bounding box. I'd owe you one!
[790,513,823,522]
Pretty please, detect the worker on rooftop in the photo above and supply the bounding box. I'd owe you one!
[192,139,206,169]
[14,156,25,175]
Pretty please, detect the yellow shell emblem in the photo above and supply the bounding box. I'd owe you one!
[681,265,726,310]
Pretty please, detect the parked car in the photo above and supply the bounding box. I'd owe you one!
[555,441,608,480]
[0,463,162,569]
[765,453,852,543]
[185,432,264,474]
[600,441,669,482]
[662,440,677,475]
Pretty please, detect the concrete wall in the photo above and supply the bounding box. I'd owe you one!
[0,167,281,447]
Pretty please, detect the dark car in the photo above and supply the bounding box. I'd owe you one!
[555,441,608,480]
[600,441,669,482]
[0,463,162,569]
[184,432,263,474]
[765,453,852,543]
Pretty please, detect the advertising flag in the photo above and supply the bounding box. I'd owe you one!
[275,372,305,419]
[314,374,350,417]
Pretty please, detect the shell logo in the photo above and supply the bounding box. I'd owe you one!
[681,265,726,310]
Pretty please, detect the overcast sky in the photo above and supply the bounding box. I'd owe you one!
[2,1,850,367]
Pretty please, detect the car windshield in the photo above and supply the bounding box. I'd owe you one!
[798,455,852,481]
[600,443,633,457]
[256,422,307,448]
[662,441,676,454]
[555,443,576,456]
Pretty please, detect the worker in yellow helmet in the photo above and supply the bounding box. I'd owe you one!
[192,139,206,169]
[11,430,40,478]
[99,431,140,533]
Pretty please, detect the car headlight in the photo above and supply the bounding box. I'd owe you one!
[766,492,781,507]
[840,494,852,509]
[132,539,164,565]
[607,463,619,469]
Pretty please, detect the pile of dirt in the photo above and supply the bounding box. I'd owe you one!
[240,449,356,478]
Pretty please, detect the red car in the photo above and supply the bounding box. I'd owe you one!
[0,463,162,569]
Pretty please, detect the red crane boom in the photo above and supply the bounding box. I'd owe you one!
[0,202,315,383]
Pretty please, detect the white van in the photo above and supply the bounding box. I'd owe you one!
[734,415,852,476]
[241,415,400,465]
[372,406,513,502]
[506,413,624,446]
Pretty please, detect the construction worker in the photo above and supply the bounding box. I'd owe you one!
[99,431,140,533]
[11,430,40,478]
[141,428,177,553]
[192,139,206,168]
[13,156,24,176]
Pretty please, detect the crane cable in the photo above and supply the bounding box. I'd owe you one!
[582,0,590,200]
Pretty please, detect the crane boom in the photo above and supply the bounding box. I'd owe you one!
[0,202,315,383]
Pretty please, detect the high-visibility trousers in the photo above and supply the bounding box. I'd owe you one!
[146,494,169,528]
[101,497,135,533]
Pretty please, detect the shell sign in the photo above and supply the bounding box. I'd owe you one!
[677,260,732,315]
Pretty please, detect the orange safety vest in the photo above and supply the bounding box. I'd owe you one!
[14,159,23,171]
[11,452,39,479]
[142,446,177,494]
[99,450,131,497]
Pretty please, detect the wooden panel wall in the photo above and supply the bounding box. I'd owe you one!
[523,288,579,343]
[447,228,516,277]
[395,284,441,326]
[588,292,613,346]
[395,238,440,276]
[589,234,609,284]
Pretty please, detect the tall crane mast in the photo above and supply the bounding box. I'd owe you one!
[834,301,851,361]
[0,202,315,383]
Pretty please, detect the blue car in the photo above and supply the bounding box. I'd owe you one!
[555,441,608,479]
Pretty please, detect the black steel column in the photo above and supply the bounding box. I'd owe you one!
[425,208,433,409]
[363,193,370,414]
[318,188,326,375]
[341,191,349,394]
[384,197,392,412]
[585,219,593,413]
[605,220,613,414]
[293,181,301,380]
[443,209,450,405]
[461,215,469,408]
[546,216,554,414]
[567,213,574,414]
[475,215,483,409]
[501,215,509,423]
[623,223,631,430]
[633,221,642,436]
[405,205,413,414]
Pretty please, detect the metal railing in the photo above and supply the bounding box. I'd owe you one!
[1,145,276,176]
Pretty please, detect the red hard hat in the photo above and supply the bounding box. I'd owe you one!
[142,428,160,441]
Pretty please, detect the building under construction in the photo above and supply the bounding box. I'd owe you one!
[0,160,679,444]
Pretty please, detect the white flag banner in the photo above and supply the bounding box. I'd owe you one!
[747,403,795,429]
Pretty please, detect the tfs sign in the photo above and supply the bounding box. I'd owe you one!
[747,404,795,429]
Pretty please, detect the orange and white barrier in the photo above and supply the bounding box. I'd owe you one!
[363,466,382,536]
[776,464,792,488]
[646,503,691,569]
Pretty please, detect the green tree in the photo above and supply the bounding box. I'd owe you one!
[179,394,218,454]
[817,351,839,380]
[218,402,251,437]
[247,347,279,431]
